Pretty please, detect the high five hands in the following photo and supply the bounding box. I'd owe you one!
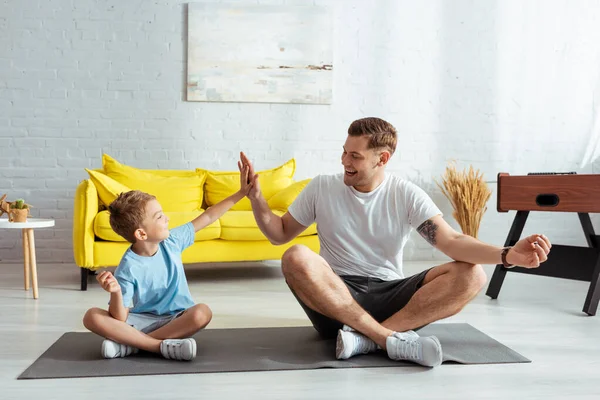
[238,152,261,200]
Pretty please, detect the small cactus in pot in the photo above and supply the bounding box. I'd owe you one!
[11,199,27,209]
[8,198,31,223]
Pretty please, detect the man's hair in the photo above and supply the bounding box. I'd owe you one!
[347,117,397,155]
[108,190,156,243]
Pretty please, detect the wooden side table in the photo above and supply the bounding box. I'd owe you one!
[0,218,55,299]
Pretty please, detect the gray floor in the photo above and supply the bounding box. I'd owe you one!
[2,260,600,399]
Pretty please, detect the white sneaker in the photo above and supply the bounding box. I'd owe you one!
[160,338,197,361]
[101,339,139,359]
[336,329,379,360]
[386,331,443,367]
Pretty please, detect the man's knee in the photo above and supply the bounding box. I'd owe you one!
[281,244,313,278]
[453,262,487,293]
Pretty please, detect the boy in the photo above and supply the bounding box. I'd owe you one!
[83,163,252,361]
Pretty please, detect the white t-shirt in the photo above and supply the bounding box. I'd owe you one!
[288,173,442,281]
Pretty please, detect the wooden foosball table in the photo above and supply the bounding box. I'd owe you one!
[486,172,600,315]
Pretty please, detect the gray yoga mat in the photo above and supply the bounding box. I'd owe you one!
[18,323,530,379]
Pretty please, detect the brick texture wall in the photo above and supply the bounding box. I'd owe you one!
[1,0,599,263]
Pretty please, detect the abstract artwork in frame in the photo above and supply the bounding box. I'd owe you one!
[187,4,332,104]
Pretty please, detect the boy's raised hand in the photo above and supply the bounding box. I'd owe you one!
[97,270,121,293]
[237,160,252,195]
[239,152,261,200]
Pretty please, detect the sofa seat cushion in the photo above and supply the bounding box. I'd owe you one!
[94,210,220,242]
[219,210,317,241]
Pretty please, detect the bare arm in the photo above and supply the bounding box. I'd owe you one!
[192,191,245,232]
[239,151,307,245]
[192,162,252,232]
[249,193,307,245]
[417,215,551,267]
[108,291,129,322]
[98,271,129,321]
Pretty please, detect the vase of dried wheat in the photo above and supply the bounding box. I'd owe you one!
[435,162,492,238]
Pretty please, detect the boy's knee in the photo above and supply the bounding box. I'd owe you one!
[190,304,212,328]
[83,307,101,330]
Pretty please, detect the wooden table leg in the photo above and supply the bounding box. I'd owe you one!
[22,229,30,291]
[486,211,530,299]
[26,229,39,300]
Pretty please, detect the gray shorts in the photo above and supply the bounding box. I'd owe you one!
[125,310,186,334]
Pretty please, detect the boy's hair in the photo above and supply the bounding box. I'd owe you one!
[347,117,397,156]
[108,190,156,243]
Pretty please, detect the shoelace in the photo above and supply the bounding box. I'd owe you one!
[396,337,421,360]
[165,341,183,359]
[352,333,376,354]
[119,344,132,357]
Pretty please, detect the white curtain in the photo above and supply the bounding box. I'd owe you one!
[580,93,600,168]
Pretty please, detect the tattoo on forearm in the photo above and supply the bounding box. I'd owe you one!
[417,220,438,246]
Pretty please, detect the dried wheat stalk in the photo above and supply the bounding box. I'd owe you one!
[435,162,492,238]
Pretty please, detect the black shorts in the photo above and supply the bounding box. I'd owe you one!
[292,269,432,339]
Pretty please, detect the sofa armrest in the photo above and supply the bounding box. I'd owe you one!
[73,179,98,268]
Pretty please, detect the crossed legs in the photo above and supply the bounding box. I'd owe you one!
[282,244,487,349]
[83,303,212,354]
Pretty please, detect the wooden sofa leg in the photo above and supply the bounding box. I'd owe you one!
[81,268,89,291]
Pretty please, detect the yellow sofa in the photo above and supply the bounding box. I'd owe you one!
[73,155,319,290]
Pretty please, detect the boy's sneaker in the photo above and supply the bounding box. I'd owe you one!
[336,328,379,360]
[386,331,443,367]
[101,339,139,359]
[160,338,197,361]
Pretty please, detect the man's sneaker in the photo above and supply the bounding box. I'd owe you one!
[101,339,139,359]
[160,338,197,361]
[336,329,378,360]
[386,331,443,367]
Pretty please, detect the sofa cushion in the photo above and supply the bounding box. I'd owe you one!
[267,178,311,211]
[219,210,317,241]
[94,210,220,242]
[199,159,295,211]
[101,154,207,212]
[85,169,132,207]
[103,154,200,178]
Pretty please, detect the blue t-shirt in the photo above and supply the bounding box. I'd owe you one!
[113,222,196,316]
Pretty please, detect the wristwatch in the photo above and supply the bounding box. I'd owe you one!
[501,246,514,268]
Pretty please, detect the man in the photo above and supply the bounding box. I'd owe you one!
[240,117,551,368]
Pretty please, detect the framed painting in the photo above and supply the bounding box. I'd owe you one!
[187,4,333,104]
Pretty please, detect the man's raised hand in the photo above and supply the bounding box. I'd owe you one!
[240,152,261,200]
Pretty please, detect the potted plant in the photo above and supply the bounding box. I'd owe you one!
[8,198,31,223]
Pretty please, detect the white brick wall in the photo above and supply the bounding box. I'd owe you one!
[1,0,600,263]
